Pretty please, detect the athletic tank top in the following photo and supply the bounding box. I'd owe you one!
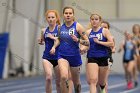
[43,25,59,60]
[87,28,109,58]
[124,40,135,60]
[58,22,80,56]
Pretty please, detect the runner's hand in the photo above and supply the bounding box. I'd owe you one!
[50,47,55,55]
[38,38,44,45]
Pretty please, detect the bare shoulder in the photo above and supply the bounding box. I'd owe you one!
[41,28,46,33]
[76,22,84,31]
[102,28,112,37]
[76,22,83,27]
[86,28,92,36]
[103,28,110,33]
[41,28,46,31]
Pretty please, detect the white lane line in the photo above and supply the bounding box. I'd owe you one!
[6,83,89,93]
[6,86,57,93]
[0,82,43,91]
[0,82,16,87]
[119,87,140,93]
[108,83,126,89]
[6,86,44,93]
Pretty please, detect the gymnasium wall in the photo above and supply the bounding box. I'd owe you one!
[63,0,140,20]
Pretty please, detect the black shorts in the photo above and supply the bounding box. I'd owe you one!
[123,56,134,63]
[123,59,134,63]
[47,59,58,67]
[87,57,108,66]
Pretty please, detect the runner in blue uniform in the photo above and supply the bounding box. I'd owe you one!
[85,14,114,93]
[100,21,115,93]
[101,21,115,65]
[51,6,89,93]
[38,10,61,93]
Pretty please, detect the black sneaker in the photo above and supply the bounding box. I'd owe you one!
[134,81,138,87]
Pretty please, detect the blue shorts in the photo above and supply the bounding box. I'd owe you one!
[58,54,82,67]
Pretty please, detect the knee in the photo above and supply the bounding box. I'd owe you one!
[127,67,132,73]
[88,78,98,85]
[45,74,52,82]
[68,76,72,81]
[61,75,68,82]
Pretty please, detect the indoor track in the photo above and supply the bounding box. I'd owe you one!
[0,74,140,93]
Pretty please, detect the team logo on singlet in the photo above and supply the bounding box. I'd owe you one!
[89,33,103,40]
[44,32,57,38]
[69,28,75,35]
[61,28,75,35]
[52,33,57,37]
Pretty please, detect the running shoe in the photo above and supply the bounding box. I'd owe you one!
[100,88,106,93]
[134,81,138,87]
[127,81,133,90]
